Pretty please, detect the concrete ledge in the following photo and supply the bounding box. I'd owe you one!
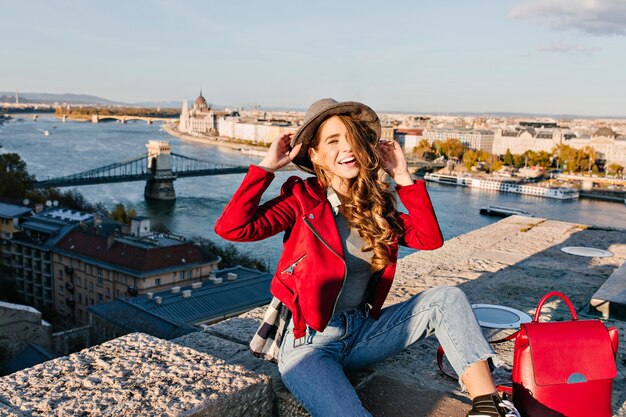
[0,333,272,417]
[591,262,626,320]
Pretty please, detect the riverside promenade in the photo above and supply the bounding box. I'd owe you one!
[0,216,624,416]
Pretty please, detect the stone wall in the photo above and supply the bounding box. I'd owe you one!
[0,302,52,357]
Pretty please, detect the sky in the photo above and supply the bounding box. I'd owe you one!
[2,0,626,116]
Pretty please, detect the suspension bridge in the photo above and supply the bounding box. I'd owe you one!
[33,141,251,200]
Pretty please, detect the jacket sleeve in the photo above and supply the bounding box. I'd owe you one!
[214,165,299,242]
[395,179,444,250]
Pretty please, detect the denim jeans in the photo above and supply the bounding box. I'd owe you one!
[278,286,495,417]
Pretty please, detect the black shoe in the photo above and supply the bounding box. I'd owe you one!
[466,393,521,417]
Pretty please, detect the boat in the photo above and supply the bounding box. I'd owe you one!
[424,173,579,200]
[479,205,533,217]
[43,130,49,136]
[240,147,267,157]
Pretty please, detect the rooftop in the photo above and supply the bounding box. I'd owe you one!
[53,229,219,276]
[88,266,272,338]
[0,202,31,219]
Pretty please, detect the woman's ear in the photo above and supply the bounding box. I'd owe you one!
[308,147,318,166]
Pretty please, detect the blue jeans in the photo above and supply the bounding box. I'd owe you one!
[278,286,495,417]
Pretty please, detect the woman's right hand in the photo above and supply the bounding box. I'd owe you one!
[259,132,302,172]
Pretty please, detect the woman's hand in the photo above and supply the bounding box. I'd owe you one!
[375,140,413,186]
[259,132,302,172]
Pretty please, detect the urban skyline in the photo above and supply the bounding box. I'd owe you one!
[2,0,626,116]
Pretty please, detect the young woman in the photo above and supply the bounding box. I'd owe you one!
[215,98,519,417]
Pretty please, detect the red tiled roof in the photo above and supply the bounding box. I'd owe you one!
[54,231,218,274]
[395,129,424,135]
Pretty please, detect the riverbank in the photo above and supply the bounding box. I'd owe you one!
[162,122,269,155]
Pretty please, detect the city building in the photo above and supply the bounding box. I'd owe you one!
[422,128,495,153]
[179,91,218,135]
[0,202,32,270]
[217,116,297,145]
[10,208,95,311]
[88,266,272,343]
[394,128,424,152]
[52,222,220,324]
[567,127,626,167]
[492,127,575,155]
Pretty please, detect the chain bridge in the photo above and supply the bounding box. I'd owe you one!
[34,141,251,200]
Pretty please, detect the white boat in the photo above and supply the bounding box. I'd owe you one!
[43,130,49,136]
[240,147,267,157]
[479,205,533,217]
[424,173,579,200]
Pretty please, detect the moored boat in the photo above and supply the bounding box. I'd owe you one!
[479,205,533,217]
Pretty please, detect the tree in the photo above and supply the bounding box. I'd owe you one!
[438,138,465,159]
[109,203,137,224]
[463,150,479,170]
[503,149,513,166]
[552,144,578,173]
[608,163,624,175]
[0,153,34,200]
[413,139,434,159]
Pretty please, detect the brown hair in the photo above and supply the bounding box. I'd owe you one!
[311,115,404,271]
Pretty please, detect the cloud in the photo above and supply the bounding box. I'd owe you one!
[510,0,626,36]
[537,42,596,55]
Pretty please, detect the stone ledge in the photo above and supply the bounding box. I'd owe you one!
[591,262,626,320]
[0,333,272,417]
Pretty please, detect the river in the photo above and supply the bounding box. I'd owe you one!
[1,115,624,268]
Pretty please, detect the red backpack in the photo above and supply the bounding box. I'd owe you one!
[512,292,619,417]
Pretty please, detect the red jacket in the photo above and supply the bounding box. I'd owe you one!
[214,165,443,339]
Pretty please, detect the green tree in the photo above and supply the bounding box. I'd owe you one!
[503,149,513,166]
[0,153,34,200]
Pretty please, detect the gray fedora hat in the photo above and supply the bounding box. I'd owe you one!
[291,98,381,174]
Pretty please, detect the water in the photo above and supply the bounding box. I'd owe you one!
[1,115,625,267]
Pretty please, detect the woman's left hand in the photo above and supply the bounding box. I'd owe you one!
[375,140,413,186]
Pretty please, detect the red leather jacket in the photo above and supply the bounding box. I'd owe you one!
[215,165,443,339]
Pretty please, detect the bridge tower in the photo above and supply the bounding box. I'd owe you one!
[145,140,176,200]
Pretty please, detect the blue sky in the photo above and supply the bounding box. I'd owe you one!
[2,0,626,116]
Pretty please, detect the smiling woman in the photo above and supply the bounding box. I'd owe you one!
[213,98,520,417]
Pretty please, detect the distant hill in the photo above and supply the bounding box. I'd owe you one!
[0,92,127,106]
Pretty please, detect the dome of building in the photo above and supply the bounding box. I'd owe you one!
[593,127,617,138]
[195,91,208,108]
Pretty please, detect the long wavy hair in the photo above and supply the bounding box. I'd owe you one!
[311,115,404,271]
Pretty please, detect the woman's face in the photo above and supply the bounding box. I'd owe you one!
[309,116,360,190]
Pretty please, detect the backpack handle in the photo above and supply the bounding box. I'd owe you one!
[533,291,578,322]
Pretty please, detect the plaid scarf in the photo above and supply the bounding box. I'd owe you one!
[249,297,291,362]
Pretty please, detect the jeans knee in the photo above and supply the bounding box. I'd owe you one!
[432,286,469,308]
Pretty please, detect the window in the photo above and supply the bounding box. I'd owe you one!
[59,285,64,295]
[105,287,110,297]
[98,293,103,302]
[187,270,192,279]
[97,268,103,285]
[179,271,185,281]
[155,278,161,286]
[77,276,81,287]
[58,269,64,280]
